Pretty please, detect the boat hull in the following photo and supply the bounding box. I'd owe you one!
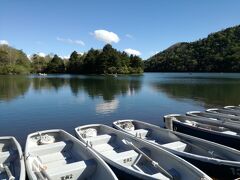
[172,121,240,150]
[107,163,143,180]
[0,137,25,180]
[178,154,240,180]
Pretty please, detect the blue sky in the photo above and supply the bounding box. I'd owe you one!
[0,0,240,59]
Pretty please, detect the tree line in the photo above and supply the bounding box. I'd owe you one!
[0,44,143,75]
[145,25,240,72]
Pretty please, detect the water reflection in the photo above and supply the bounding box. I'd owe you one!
[32,77,67,91]
[151,78,240,107]
[96,99,119,114]
[69,76,142,101]
[0,75,143,102]
[0,75,31,102]
[1,74,240,108]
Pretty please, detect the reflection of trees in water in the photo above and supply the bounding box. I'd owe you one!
[0,76,31,102]
[31,76,142,101]
[0,75,143,102]
[32,77,67,91]
[152,79,240,106]
[69,76,143,101]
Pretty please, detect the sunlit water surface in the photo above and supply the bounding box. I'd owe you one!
[1,73,240,146]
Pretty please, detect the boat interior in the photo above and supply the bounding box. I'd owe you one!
[77,125,177,179]
[172,116,240,136]
[188,111,220,119]
[0,138,21,180]
[209,109,240,116]
[77,125,209,180]
[26,131,100,180]
[225,106,240,111]
[189,111,240,122]
[115,120,240,161]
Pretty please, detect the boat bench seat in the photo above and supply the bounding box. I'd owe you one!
[46,159,97,179]
[152,172,171,180]
[133,129,149,138]
[86,134,116,146]
[104,150,139,166]
[221,131,237,135]
[30,141,73,156]
[0,151,10,163]
[162,141,187,152]
[38,151,72,165]
[0,150,17,163]
[93,143,115,152]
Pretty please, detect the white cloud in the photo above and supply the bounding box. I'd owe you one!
[125,34,133,39]
[38,52,46,57]
[0,40,9,45]
[124,48,141,56]
[93,30,120,44]
[56,37,85,46]
[60,55,70,59]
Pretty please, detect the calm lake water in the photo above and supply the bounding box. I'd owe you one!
[1,73,240,146]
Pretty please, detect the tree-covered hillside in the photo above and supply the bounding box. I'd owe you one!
[66,44,143,74]
[145,25,240,72]
[0,44,143,74]
[0,45,31,74]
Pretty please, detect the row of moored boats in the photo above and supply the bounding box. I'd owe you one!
[1,105,240,180]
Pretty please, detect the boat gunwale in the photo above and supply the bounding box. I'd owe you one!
[113,119,240,166]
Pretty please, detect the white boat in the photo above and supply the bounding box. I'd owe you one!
[75,124,211,180]
[164,114,240,150]
[187,110,240,124]
[225,105,240,111]
[207,108,240,117]
[0,136,25,180]
[113,119,240,179]
[38,73,47,76]
[25,129,117,180]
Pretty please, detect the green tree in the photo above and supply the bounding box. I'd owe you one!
[46,55,65,73]
[31,54,48,73]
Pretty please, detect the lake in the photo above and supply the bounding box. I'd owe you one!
[1,73,240,146]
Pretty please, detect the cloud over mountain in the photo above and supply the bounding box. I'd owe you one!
[124,48,141,56]
[93,30,120,44]
[0,40,9,45]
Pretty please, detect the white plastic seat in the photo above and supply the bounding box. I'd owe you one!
[162,141,187,152]
[152,172,170,180]
[103,150,139,166]
[30,141,73,156]
[0,150,17,163]
[46,159,96,179]
[38,151,72,165]
[93,143,115,152]
[134,129,149,138]
[0,151,10,163]
[86,134,116,146]
[221,131,237,135]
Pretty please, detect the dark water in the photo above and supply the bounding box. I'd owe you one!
[1,73,240,146]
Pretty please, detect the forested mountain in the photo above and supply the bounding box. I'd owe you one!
[145,25,240,72]
[0,45,31,74]
[0,44,143,74]
[66,44,143,74]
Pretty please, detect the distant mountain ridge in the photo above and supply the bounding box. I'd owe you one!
[145,25,240,72]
